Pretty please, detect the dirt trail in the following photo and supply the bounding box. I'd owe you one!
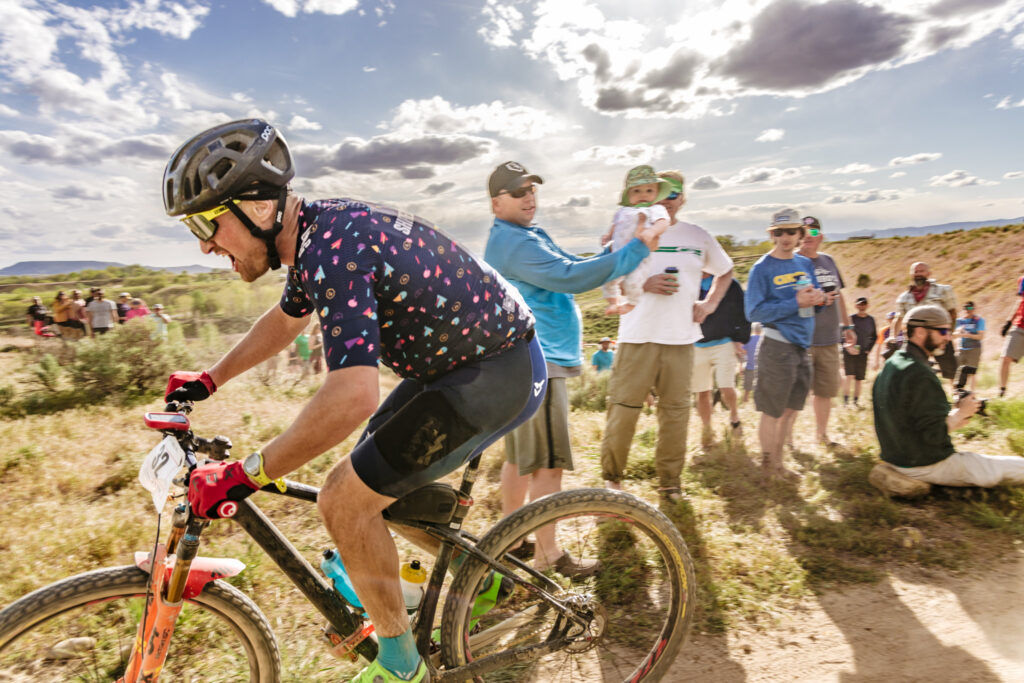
[664,553,1024,681]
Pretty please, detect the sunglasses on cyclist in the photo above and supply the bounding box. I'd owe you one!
[500,185,536,199]
[180,201,240,241]
[771,228,802,237]
[665,191,681,200]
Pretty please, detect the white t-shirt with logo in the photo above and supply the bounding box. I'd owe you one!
[617,220,733,345]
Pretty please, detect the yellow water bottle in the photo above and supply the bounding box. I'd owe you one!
[399,560,427,614]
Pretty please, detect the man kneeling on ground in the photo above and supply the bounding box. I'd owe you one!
[870,304,1024,497]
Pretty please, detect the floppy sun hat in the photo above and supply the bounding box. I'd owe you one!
[620,165,672,206]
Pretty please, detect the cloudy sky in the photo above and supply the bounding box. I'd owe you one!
[2,0,1023,269]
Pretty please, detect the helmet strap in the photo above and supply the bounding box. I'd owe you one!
[224,187,288,270]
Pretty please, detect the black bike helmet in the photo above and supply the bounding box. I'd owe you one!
[163,119,295,270]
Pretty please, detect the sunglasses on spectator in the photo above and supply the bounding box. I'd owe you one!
[180,200,240,241]
[927,327,951,336]
[806,228,821,237]
[771,228,802,237]
[501,185,536,199]
[665,191,681,200]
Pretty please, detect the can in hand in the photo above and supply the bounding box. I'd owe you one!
[664,267,679,274]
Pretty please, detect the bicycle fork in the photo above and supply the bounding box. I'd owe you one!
[120,505,243,683]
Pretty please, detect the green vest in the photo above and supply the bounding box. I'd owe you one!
[871,343,954,468]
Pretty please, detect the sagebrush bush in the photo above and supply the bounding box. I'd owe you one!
[569,369,610,412]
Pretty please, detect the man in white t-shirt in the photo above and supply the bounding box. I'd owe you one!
[600,171,734,501]
[84,289,118,336]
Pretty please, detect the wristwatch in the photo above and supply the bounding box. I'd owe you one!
[842,325,854,331]
[243,451,274,487]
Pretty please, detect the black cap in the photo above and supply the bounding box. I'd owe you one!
[488,161,543,198]
[802,216,821,229]
[855,296,868,304]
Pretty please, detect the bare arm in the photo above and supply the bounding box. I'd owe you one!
[947,393,980,432]
[837,292,856,344]
[208,304,310,387]
[693,267,734,324]
[261,365,379,478]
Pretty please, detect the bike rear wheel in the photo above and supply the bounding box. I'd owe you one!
[0,565,281,682]
[440,489,696,682]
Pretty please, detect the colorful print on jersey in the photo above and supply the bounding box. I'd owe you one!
[280,199,534,380]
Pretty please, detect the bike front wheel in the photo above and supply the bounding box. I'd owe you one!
[0,565,281,682]
[440,488,696,682]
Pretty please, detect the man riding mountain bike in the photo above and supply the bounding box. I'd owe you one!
[162,119,545,682]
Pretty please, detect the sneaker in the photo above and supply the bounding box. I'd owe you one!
[508,539,535,561]
[1000,387,1006,398]
[658,486,683,503]
[350,658,429,682]
[537,551,602,579]
[730,420,743,436]
[868,462,931,499]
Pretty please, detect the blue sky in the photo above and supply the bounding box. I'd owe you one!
[1,0,1023,269]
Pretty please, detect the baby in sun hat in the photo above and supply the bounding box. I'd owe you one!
[601,165,672,315]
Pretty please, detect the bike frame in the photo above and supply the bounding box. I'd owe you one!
[129,422,588,682]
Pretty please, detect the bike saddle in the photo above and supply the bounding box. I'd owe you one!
[383,482,460,524]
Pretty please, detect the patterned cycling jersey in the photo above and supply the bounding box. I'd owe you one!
[280,198,534,380]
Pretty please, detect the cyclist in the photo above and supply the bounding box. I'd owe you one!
[161,119,545,683]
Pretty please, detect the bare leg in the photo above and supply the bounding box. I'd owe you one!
[1000,356,1013,394]
[720,387,739,424]
[500,461,529,516]
[813,395,833,442]
[758,412,781,468]
[318,458,407,637]
[529,467,564,564]
[853,378,863,401]
[696,390,713,445]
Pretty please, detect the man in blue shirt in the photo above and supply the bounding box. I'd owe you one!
[745,208,826,480]
[591,337,615,372]
[955,301,985,391]
[484,160,656,574]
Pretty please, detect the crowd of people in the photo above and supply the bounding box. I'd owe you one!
[25,288,171,339]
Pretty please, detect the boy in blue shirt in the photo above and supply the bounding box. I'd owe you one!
[745,208,827,480]
[955,301,985,390]
[591,337,615,372]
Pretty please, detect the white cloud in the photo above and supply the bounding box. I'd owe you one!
[572,144,665,165]
[1005,171,1024,180]
[363,66,377,72]
[387,96,565,141]
[889,152,942,166]
[824,188,902,204]
[671,141,696,152]
[727,166,803,186]
[482,0,1024,119]
[0,103,17,117]
[755,128,784,142]
[289,115,322,130]
[832,162,876,174]
[996,96,1024,109]
[691,175,722,190]
[929,169,996,187]
[263,0,358,17]
[849,179,866,186]
[890,171,907,178]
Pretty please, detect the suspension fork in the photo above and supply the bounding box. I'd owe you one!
[121,505,203,683]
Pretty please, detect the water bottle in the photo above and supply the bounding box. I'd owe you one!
[399,560,427,614]
[321,549,363,611]
[796,275,814,318]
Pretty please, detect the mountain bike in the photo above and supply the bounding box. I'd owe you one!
[0,401,696,682]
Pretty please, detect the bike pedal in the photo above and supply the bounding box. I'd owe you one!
[321,622,374,662]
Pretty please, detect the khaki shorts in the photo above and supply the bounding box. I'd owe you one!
[810,344,841,398]
[503,377,573,475]
[1002,327,1024,362]
[692,342,737,392]
[957,347,982,368]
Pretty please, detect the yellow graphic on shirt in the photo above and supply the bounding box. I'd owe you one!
[772,270,810,287]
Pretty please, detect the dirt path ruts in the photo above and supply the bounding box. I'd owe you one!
[665,553,1024,682]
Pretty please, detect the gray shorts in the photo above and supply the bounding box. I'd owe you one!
[503,376,574,475]
[754,337,811,418]
[742,367,756,392]
[957,347,981,368]
[1003,327,1024,362]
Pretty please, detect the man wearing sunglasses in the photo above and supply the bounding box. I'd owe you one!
[870,305,1024,496]
[162,124,547,683]
[893,261,958,384]
[484,160,658,572]
[745,208,827,480]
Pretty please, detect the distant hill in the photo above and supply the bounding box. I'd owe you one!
[0,261,218,276]
[831,217,1024,241]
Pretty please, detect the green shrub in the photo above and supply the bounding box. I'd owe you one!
[29,354,62,392]
[856,273,870,288]
[569,369,610,412]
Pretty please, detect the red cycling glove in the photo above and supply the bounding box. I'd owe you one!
[188,461,260,519]
[166,370,217,402]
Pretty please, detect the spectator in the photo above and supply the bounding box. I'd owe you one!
[842,296,877,407]
[797,216,855,446]
[893,261,958,382]
[26,296,49,335]
[741,323,762,404]
[84,287,98,305]
[52,291,74,337]
[293,329,312,378]
[85,289,117,336]
[600,165,671,315]
[693,271,750,446]
[68,289,89,339]
[484,160,656,573]
[125,298,150,320]
[309,326,323,374]
[591,337,615,373]
[116,293,131,324]
[870,304,1024,497]
[954,301,984,391]
[998,276,1024,398]
[874,310,902,370]
[601,170,734,501]
[151,303,171,338]
[745,208,826,480]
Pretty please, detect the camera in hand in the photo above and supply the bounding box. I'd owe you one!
[954,365,987,416]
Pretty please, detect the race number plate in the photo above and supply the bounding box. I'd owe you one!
[139,436,185,513]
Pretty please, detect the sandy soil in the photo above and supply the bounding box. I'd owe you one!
[666,553,1024,682]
